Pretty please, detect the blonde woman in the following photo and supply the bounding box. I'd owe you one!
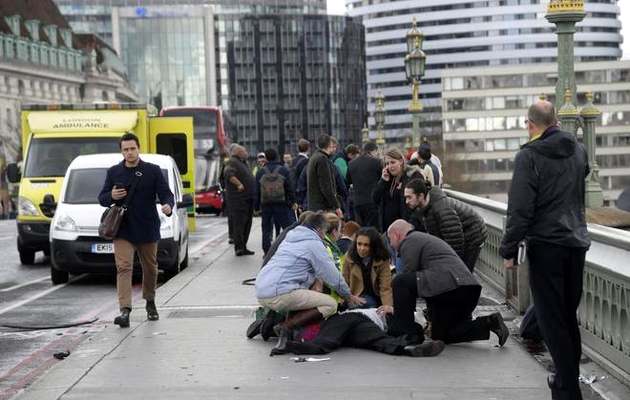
[371,148,423,232]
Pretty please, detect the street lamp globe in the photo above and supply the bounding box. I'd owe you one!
[375,95,385,127]
[405,48,426,83]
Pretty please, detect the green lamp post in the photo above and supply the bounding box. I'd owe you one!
[404,17,426,148]
[375,92,386,151]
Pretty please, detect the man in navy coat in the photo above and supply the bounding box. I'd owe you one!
[98,133,174,328]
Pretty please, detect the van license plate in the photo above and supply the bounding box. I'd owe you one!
[92,243,114,254]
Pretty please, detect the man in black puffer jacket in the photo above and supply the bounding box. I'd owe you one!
[500,100,590,400]
[404,179,487,272]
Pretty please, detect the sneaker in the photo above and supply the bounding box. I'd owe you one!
[146,300,159,321]
[114,308,131,328]
[236,249,255,256]
[404,340,445,357]
[488,312,509,346]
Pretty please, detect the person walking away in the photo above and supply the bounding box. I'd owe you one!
[386,220,509,346]
[347,142,382,229]
[342,227,393,311]
[98,132,174,327]
[404,178,487,272]
[307,134,342,217]
[255,212,365,351]
[500,100,590,400]
[255,148,297,256]
[372,148,423,232]
[223,145,256,256]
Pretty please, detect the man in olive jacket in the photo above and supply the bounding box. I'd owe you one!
[500,100,590,400]
[386,220,508,347]
[404,179,487,272]
[307,134,342,217]
[223,145,256,256]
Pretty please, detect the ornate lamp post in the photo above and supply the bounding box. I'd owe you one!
[581,92,604,208]
[404,17,426,148]
[375,92,385,150]
[361,122,369,145]
[545,0,585,111]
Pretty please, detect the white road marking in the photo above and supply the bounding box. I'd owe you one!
[0,274,88,316]
[0,235,14,241]
[0,277,49,292]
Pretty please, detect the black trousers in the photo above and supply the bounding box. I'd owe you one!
[528,243,586,400]
[287,313,412,355]
[229,200,253,252]
[463,245,482,273]
[353,203,379,229]
[261,205,295,254]
[390,273,490,344]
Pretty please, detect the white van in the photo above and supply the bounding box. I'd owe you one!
[49,153,192,284]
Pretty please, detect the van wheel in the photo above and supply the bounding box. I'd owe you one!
[51,265,69,285]
[19,246,35,265]
[180,247,189,270]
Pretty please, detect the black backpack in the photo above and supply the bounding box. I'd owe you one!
[260,166,286,205]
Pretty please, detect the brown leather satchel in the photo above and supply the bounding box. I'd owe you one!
[98,169,142,240]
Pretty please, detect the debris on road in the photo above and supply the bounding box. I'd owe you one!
[290,357,331,363]
[53,351,70,360]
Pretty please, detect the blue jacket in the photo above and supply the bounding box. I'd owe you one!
[254,161,295,210]
[255,225,352,299]
[98,159,174,244]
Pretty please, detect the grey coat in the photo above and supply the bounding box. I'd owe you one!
[400,231,479,298]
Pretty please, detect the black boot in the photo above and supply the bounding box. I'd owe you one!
[146,300,159,321]
[273,309,323,351]
[114,307,131,328]
[487,312,509,346]
[404,340,445,357]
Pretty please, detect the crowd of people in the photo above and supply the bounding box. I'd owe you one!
[226,99,590,400]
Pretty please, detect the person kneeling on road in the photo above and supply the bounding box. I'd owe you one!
[255,212,365,352]
[386,220,509,347]
[270,307,445,358]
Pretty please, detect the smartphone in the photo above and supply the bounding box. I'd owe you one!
[114,182,128,191]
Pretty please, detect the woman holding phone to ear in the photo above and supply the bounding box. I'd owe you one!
[372,148,423,233]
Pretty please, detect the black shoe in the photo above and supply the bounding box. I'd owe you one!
[273,324,290,350]
[114,307,131,328]
[547,373,556,389]
[236,249,255,256]
[246,318,264,339]
[404,340,445,357]
[146,300,159,321]
[260,312,277,342]
[487,312,509,346]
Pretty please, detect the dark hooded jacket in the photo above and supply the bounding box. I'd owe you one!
[372,165,423,232]
[499,126,591,260]
[410,187,487,259]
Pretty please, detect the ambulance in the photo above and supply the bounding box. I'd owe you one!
[6,103,195,265]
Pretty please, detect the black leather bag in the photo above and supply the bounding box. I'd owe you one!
[98,169,142,240]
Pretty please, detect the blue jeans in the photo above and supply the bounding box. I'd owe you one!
[262,204,295,254]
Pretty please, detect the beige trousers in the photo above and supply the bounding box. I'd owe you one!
[258,289,338,318]
[113,239,158,310]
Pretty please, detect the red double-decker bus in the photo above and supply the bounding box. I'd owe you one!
[160,106,232,214]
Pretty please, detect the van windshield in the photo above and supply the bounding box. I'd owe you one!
[65,168,170,204]
[24,137,120,178]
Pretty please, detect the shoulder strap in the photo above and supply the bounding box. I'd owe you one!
[122,167,143,208]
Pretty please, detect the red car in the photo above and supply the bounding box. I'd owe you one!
[195,184,223,215]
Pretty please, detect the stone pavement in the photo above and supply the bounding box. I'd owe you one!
[13,219,565,400]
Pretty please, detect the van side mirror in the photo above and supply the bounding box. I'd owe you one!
[6,163,20,183]
[40,194,57,218]
[178,193,194,209]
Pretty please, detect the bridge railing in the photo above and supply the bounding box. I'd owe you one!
[445,189,630,386]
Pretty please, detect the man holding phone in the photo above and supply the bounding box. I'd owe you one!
[98,132,174,328]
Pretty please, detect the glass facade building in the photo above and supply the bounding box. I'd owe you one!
[346,0,622,147]
[441,60,630,204]
[218,14,366,153]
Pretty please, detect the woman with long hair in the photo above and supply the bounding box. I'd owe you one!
[342,227,393,314]
[372,148,424,232]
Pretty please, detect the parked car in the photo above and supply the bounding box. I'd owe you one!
[49,153,193,284]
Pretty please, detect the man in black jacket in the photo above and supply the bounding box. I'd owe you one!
[347,142,382,228]
[404,179,487,272]
[255,148,297,255]
[500,100,590,400]
[291,138,310,195]
[98,133,174,328]
[387,220,509,347]
[223,144,256,256]
[306,134,342,217]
